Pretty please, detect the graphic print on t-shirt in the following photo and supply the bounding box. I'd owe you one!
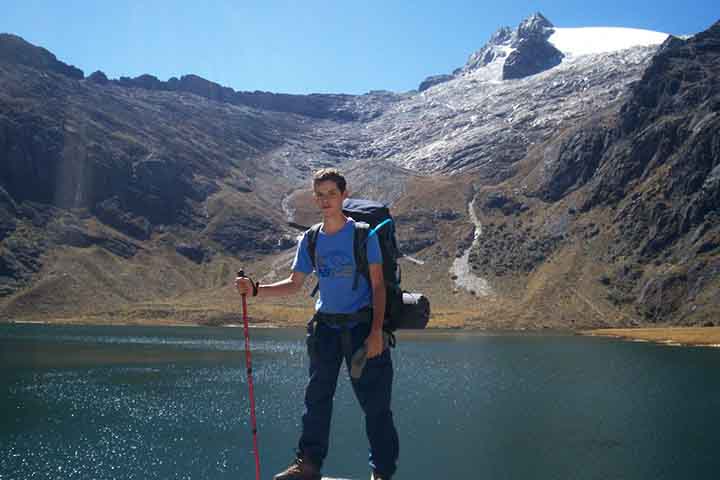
[316,250,353,279]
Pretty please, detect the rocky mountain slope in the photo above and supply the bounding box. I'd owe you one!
[464,20,720,327]
[0,15,717,328]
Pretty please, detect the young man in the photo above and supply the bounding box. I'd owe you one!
[235,168,399,480]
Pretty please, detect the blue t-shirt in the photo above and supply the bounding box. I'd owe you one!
[292,218,382,314]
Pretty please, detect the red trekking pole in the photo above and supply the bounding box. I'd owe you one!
[238,270,261,480]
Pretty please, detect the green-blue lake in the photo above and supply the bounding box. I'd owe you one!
[1,324,719,479]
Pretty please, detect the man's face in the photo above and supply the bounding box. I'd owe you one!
[313,180,347,216]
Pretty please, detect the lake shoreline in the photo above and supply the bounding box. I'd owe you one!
[581,326,720,348]
[4,318,572,333]
[5,319,720,347]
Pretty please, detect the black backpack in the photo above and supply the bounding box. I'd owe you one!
[307,198,430,330]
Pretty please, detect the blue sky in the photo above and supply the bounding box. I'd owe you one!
[2,0,718,95]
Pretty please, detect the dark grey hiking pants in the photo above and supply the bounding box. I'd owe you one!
[298,319,399,477]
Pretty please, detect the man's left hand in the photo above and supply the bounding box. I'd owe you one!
[366,329,385,359]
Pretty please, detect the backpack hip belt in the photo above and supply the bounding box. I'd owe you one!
[313,307,372,329]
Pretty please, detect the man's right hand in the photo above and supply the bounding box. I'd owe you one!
[235,276,254,297]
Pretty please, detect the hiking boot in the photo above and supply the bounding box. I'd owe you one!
[273,457,321,480]
[371,472,391,480]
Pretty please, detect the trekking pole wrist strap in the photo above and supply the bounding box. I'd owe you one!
[242,274,259,297]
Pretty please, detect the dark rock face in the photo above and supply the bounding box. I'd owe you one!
[173,74,235,100]
[93,197,152,240]
[399,236,436,254]
[464,27,513,71]
[0,113,65,205]
[175,243,211,263]
[517,12,554,38]
[637,272,689,321]
[0,34,322,296]
[619,24,720,135]
[534,20,720,251]
[583,22,720,244]
[525,20,720,324]
[100,237,140,258]
[469,221,564,276]
[503,13,563,80]
[0,39,303,239]
[118,74,165,90]
[208,215,284,255]
[418,74,454,92]
[503,38,563,80]
[394,209,464,254]
[0,207,15,241]
[0,202,51,294]
[233,91,362,121]
[483,193,528,215]
[51,223,140,258]
[532,120,614,201]
[125,156,196,225]
[51,223,95,248]
[0,187,17,241]
[0,103,198,239]
[461,12,563,80]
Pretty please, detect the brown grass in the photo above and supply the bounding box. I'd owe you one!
[581,327,720,346]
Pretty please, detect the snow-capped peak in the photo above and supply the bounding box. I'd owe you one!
[548,27,669,57]
[422,15,671,91]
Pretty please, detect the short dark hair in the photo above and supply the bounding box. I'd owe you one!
[313,168,347,193]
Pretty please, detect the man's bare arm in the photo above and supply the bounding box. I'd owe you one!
[235,271,307,298]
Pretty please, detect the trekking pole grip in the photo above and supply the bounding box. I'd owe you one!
[238,270,259,297]
[238,270,246,297]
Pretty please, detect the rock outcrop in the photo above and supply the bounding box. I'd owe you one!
[0,33,84,79]
[461,13,563,80]
[418,74,454,92]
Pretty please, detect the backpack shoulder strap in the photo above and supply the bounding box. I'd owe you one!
[307,223,323,270]
[352,221,370,290]
[307,223,322,297]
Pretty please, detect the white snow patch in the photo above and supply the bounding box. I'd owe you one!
[549,27,668,57]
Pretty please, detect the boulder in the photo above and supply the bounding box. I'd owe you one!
[176,243,211,264]
[87,70,109,84]
[418,74,454,92]
[208,214,284,255]
[93,197,152,240]
[483,193,528,215]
